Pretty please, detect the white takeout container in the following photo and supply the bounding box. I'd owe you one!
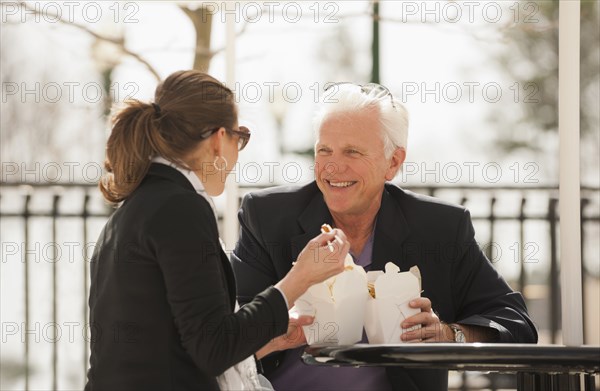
[292,255,368,345]
[364,263,422,344]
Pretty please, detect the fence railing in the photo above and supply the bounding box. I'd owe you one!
[1,182,598,390]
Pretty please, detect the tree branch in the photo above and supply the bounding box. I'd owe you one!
[17,1,161,81]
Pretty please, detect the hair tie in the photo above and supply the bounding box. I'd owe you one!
[151,103,161,116]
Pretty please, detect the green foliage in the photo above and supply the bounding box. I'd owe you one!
[493,0,599,152]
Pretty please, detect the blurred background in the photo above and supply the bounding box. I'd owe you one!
[1,1,599,390]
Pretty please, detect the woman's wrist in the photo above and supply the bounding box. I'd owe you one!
[275,267,311,306]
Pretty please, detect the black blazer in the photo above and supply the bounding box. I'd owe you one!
[85,163,288,391]
[231,182,538,391]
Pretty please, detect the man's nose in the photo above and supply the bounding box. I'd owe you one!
[322,158,347,176]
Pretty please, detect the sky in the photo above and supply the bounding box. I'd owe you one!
[3,1,597,185]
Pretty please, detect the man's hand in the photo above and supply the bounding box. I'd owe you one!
[255,314,314,359]
[399,297,454,343]
[399,297,499,342]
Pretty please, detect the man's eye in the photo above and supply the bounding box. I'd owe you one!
[348,149,361,155]
[317,148,331,154]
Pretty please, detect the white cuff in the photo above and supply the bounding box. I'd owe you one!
[274,286,289,309]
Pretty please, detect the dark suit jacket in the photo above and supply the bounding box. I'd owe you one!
[231,182,538,391]
[85,163,288,390]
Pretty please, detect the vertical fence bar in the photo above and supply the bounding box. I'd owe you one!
[548,198,559,344]
[52,193,60,390]
[486,197,497,260]
[24,193,31,390]
[583,374,595,391]
[83,193,90,382]
[580,198,588,343]
[519,197,527,293]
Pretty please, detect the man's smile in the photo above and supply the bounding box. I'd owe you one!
[325,179,358,188]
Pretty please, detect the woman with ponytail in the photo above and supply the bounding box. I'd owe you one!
[86,70,350,390]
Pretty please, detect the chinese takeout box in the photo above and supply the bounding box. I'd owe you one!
[364,263,422,344]
[292,255,368,345]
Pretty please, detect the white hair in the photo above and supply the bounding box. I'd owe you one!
[313,83,409,159]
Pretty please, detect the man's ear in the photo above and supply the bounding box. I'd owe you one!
[385,147,406,181]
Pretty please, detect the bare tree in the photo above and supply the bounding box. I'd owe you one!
[0,2,221,180]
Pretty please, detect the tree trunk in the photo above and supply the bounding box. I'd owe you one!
[181,6,213,71]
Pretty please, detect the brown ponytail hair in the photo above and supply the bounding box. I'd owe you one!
[99,70,236,204]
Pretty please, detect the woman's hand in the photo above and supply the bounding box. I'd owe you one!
[255,314,314,360]
[294,228,350,285]
[275,228,349,305]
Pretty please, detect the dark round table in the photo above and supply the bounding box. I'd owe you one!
[303,343,600,391]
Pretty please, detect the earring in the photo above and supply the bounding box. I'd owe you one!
[213,156,228,171]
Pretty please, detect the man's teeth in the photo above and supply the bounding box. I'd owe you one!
[329,181,354,188]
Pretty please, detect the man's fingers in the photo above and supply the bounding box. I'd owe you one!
[292,315,314,326]
[401,324,444,342]
[401,312,438,328]
[409,297,432,312]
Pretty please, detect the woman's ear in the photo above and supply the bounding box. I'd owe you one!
[210,127,226,157]
[385,147,406,181]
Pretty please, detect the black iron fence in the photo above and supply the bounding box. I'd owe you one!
[1,182,598,390]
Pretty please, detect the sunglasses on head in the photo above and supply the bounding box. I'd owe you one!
[324,82,398,110]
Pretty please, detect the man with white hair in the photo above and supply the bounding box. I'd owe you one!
[231,83,537,390]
